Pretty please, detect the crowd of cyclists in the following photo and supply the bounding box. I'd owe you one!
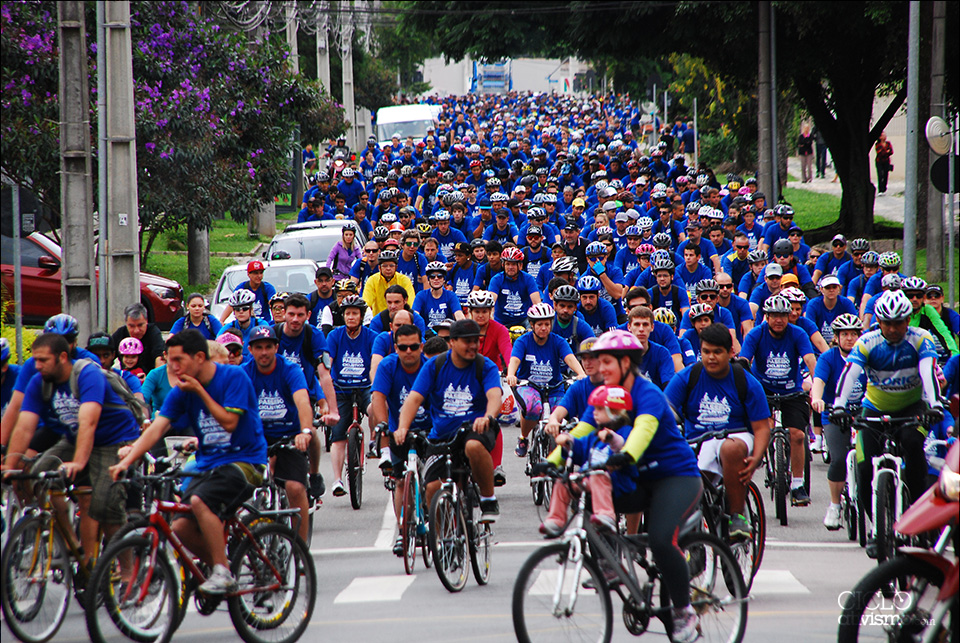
[1,91,958,643]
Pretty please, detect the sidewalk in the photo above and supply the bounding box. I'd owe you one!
[785,156,905,224]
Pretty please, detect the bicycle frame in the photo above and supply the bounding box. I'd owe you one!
[869,451,905,539]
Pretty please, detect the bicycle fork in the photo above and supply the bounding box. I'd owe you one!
[869,454,904,540]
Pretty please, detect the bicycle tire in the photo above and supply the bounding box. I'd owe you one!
[837,556,951,643]
[661,532,748,643]
[803,438,811,496]
[0,513,72,643]
[774,434,789,526]
[429,489,469,592]
[401,472,417,575]
[874,470,897,565]
[466,487,491,586]
[347,424,363,510]
[512,542,613,643]
[738,481,766,590]
[420,481,433,569]
[228,522,317,643]
[84,534,179,643]
[530,431,546,506]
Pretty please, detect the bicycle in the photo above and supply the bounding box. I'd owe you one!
[336,386,368,510]
[396,431,433,575]
[84,466,316,643]
[247,438,321,547]
[763,391,811,526]
[512,379,562,506]
[0,466,92,643]
[686,429,767,592]
[513,456,748,643]
[427,423,494,592]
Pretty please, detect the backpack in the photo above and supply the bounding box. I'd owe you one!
[682,361,748,424]
[43,358,150,427]
[181,312,214,336]
[273,322,320,371]
[433,350,485,387]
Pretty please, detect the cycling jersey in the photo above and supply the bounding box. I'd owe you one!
[844,327,940,412]
[411,351,500,440]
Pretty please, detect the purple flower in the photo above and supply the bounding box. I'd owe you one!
[145,142,157,152]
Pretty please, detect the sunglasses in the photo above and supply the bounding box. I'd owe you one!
[396,343,421,352]
[699,294,718,301]
[906,292,925,299]
[234,305,253,312]
[365,248,380,253]
[735,245,750,250]
[832,241,845,247]
[774,253,791,259]
[718,283,734,289]
[228,348,243,356]
[404,241,419,247]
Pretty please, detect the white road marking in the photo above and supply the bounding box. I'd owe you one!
[373,496,396,550]
[333,575,416,604]
[750,569,811,595]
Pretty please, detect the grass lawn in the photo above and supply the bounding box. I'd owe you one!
[154,216,264,254]
[782,186,842,230]
[145,255,239,297]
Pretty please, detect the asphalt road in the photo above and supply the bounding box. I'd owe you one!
[2,427,880,643]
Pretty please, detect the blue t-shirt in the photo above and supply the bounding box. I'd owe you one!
[551,313,595,352]
[814,347,866,424]
[233,281,277,322]
[720,295,754,342]
[579,299,619,337]
[836,260,864,288]
[511,332,574,393]
[681,329,704,361]
[372,331,395,359]
[557,376,599,421]
[579,376,700,481]
[170,314,222,340]
[158,364,267,470]
[490,271,540,327]
[664,364,771,440]
[412,288,462,326]
[324,325,378,388]
[372,353,430,433]
[2,363,21,416]
[448,262,480,305]
[14,347,100,394]
[411,352,501,440]
[679,335,697,365]
[639,342,675,389]
[431,228,468,262]
[368,310,428,336]
[815,251,851,277]
[650,322,682,359]
[650,285,691,316]
[21,359,140,446]
[277,326,326,400]
[242,356,309,439]
[396,251,428,294]
[674,261,714,293]
[804,296,857,344]
[740,322,815,394]
[679,304,736,332]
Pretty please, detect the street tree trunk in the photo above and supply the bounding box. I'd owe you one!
[187,222,210,286]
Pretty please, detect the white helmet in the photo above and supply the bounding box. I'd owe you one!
[527,303,555,320]
[466,290,497,309]
[874,290,913,321]
[228,289,257,307]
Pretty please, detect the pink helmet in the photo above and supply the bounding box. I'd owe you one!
[636,243,656,257]
[591,330,644,356]
[118,337,144,356]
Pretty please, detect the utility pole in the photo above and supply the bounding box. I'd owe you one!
[58,1,97,344]
[340,1,357,151]
[903,1,920,275]
[103,0,140,332]
[926,1,945,283]
[288,0,303,210]
[757,2,773,199]
[769,4,780,205]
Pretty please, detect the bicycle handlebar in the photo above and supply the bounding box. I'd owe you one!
[685,428,752,447]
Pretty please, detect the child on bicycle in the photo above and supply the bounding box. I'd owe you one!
[539,385,638,537]
[118,337,146,383]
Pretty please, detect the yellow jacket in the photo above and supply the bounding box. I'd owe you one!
[361,272,415,315]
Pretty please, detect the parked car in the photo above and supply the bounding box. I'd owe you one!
[209,258,320,321]
[0,232,184,329]
[262,220,366,267]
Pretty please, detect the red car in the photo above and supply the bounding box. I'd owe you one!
[1,231,184,329]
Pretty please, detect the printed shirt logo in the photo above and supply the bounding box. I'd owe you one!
[441,383,475,415]
[257,389,287,420]
[197,409,230,447]
[528,358,554,385]
[427,303,449,325]
[765,351,793,379]
[52,390,80,433]
[454,276,472,298]
[821,320,835,344]
[527,259,542,278]
[504,289,523,313]
[697,393,732,427]
[400,385,427,420]
[282,349,302,367]
[340,351,366,378]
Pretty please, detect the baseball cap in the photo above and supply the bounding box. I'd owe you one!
[765,264,783,277]
[249,325,278,344]
[614,212,629,223]
[453,242,471,254]
[216,333,243,349]
[315,266,333,279]
[449,319,482,339]
[572,198,586,208]
[526,225,543,237]
[926,284,944,295]
[87,332,116,352]
[819,275,841,288]
[564,223,580,232]
[781,273,799,287]
[832,234,847,245]
[247,260,265,273]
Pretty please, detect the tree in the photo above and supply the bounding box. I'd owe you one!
[1,1,348,267]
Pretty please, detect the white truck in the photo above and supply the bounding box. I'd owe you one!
[375,104,441,148]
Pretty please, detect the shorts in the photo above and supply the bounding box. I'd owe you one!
[423,423,500,484]
[182,463,259,521]
[774,395,809,432]
[331,387,371,443]
[266,437,308,487]
[28,426,61,454]
[33,438,132,525]
[388,432,411,479]
[514,385,563,421]
[695,432,754,476]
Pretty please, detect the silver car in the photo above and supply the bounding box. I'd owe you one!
[210,258,319,320]
[262,220,367,267]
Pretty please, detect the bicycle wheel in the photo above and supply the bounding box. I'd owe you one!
[842,490,857,542]
[228,522,317,643]
[401,472,417,575]
[873,470,897,564]
[728,482,765,592]
[530,432,545,506]
[419,484,433,569]
[838,556,952,643]
[467,489,491,586]
[429,489,469,592]
[347,425,363,510]
[661,532,748,643]
[0,514,72,643]
[84,533,179,643]
[512,542,613,643]
[774,434,789,526]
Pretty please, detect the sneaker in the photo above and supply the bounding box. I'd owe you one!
[866,538,879,559]
[393,534,404,557]
[728,513,753,541]
[823,505,842,531]
[810,435,824,453]
[515,438,529,457]
[479,499,500,523]
[493,466,507,487]
[332,479,347,497]
[379,452,393,475]
[671,606,700,643]
[590,514,618,533]
[309,473,326,499]
[539,519,563,538]
[199,564,238,595]
[791,486,811,506]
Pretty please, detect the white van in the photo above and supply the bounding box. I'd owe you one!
[376,104,441,148]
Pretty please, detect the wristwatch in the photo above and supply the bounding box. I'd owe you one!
[301,427,313,435]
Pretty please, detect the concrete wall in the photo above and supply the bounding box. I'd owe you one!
[872,94,907,183]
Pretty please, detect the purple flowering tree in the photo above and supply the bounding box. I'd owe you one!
[1,1,347,266]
